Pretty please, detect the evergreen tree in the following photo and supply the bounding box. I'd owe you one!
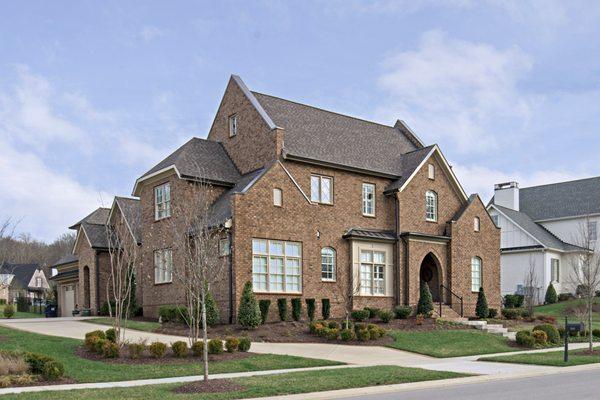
[237,282,261,329]
[205,290,220,326]
[475,287,489,319]
[545,283,558,304]
[417,281,434,316]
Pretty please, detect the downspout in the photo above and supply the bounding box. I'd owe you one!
[227,229,234,324]
[394,194,400,307]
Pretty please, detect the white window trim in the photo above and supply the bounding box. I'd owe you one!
[425,190,437,222]
[362,183,375,217]
[474,217,480,232]
[154,249,173,284]
[252,239,302,294]
[321,247,336,282]
[471,256,482,292]
[359,249,386,296]
[310,175,333,204]
[229,114,238,137]
[273,188,283,207]
[551,258,560,283]
[154,183,171,221]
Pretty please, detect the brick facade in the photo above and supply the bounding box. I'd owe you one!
[74,236,110,315]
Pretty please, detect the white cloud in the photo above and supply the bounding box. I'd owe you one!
[140,26,167,43]
[376,30,534,153]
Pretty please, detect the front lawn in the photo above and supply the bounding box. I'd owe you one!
[2,365,470,400]
[84,317,161,332]
[0,304,45,319]
[0,326,341,383]
[479,347,600,367]
[534,299,600,330]
[388,329,518,357]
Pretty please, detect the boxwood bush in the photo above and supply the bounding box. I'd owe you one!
[225,336,240,353]
[516,330,534,347]
[208,339,223,354]
[171,341,189,358]
[148,341,167,358]
[351,309,369,322]
[379,310,393,323]
[533,324,560,344]
[238,336,251,352]
[393,305,412,319]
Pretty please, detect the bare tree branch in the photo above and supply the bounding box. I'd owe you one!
[523,255,539,317]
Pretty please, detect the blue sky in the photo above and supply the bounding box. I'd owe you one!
[1,1,600,242]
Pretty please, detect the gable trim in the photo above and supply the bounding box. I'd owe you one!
[108,198,140,245]
[487,204,546,249]
[72,226,93,254]
[132,165,181,196]
[278,161,311,203]
[231,75,281,131]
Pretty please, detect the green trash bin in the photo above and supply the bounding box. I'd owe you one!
[81,309,91,317]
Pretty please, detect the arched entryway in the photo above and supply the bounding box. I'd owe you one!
[419,253,441,302]
[83,266,91,308]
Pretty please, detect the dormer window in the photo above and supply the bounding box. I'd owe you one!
[155,183,171,220]
[229,114,238,137]
[428,164,435,180]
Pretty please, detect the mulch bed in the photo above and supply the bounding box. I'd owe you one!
[75,346,252,365]
[174,378,244,394]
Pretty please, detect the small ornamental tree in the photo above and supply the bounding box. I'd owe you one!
[321,298,331,320]
[238,282,261,329]
[204,290,220,326]
[417,281,433,316]
[545,283,558,305]
[305,298,316,321]
[475,287,489,319]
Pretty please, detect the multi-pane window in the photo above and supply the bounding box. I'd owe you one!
[321,247,336,281]
[359,250,385,295]
[425,191,437,222]
[273,188,282,207]
[362,183,375,216]
[310,175,332,204]
[154,249,173,284]
[589,221,598,241]
[154,183,171,220]
[229,114,238,136]
[471,256,482,292]
[474,217,480,232]
[428,164,435,180]
[252,239,301,293]
[551,258,560,282]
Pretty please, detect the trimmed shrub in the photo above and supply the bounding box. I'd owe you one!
[22,353,64,380]
[208,339,223,354]
[532,330,548,345]
[171,341,188,358]
[520,308,533,318]
[516,330,534,347]
[3,304,15,319]
[417,281,433,316]
[351,309,369,322]
[105,328,116,343]
[158,305,178,323]
[238,336,251,352]
[128,342,146,359]
[191,341,204,357]
[488,308,498,318]
[475,287,489,319]
[259,299,271,324]
[364,307,380,319]
[394,305,412,319]
[325,321,338,330]
[316,326,330,337]
[368,326,381,339]
[326,328,340,340]
[533,324,560,344]
[558,293,574,302]
[593,329,600,338]
[148,341,167,358]
[340,328,355,341]
[93,338,107,354]
[309,321,325,334]
[545,284,558,304]
[503,294,524,308]
[558,326,566,338]
[16,296,28,312]
[277,298,288,321]
[379,310,393,323]
[321,299,331,320]
[354,322,367,332]
[238,282,261,329]
[306,298,316,321]
[225,337,240,353]
[99,300,115,316]
[85,335,100,351]
[501,308,521,320]
[204,290,220,326]
[341,320,353,330]
[102,341,119,358]
[356,328,370,341]
[41,360,64,380]
[291,298,302,321]
[85,330,106,340]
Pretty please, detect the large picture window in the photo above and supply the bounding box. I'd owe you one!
[310,175,332,204]
[154,249,173,284]
[471,256,482,292]
[154,183,171,220]
[359,250,385,295]
[321,247,336,281]
[425,190,437,222]
[252,239,301,293]
[362,183,375,216]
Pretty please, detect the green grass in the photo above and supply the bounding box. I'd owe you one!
[388,329,518,357]
[0,326,341,383]
[534,299,600,330]
[0,304,44,319]
[480,347,600,366]
[84,317,161,332]
[2,365,470,400]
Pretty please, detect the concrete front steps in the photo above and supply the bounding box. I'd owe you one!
[463,320,516,341]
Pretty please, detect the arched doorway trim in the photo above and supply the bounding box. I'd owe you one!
[419,253,442,303]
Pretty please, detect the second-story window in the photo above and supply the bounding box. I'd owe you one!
[155,183,171,220]
[229,114,238,137]
[311,175,332,204]
[474,217,480,232]
[425,190,437,222]
[273,188,282,207]
[428,164,435,179]
[362,183,375,216]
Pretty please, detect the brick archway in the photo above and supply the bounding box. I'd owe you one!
[83,266,91,308]
[419,253,442,302]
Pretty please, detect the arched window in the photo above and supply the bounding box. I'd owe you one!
[425,191,437,222]
[321,247,336,281]
[471,256,482,292]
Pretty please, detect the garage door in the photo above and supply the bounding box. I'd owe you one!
[63,285,75,317]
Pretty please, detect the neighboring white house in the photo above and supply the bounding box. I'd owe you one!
[487,178,599,302]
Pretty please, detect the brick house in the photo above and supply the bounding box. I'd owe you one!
[129,75,501,321]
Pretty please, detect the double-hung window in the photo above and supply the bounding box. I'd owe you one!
[359,250,385,295]
[154,249,173,284]
[362,183,375,216]
[551,258,560,282]
[425,191,437,222]
[252,239,301,293]
[321,247,336,281]
[310,175,332,204]
[154,183,171,220]
[471,256,482,292]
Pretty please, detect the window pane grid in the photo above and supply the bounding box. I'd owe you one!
[362,184,375,216]
[154,249,173,284]
[471,257,481,292]
[252,239,301,293]
[359,250,386,295]
[426,191,437,221]
[155,183,171,220]
[311,175,333,204]
[321,248,335,281]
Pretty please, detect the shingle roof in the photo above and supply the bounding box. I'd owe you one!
[342,228,396,242]
[384,145,436,193]
[519,176,600,221]
[492,204,583,252]
[0,263,40,289]
[81,223,110,249]
[137,138,240,185]
[115,197,142,244]
[52,254,78,268]
[69,208,110,230]
[252,92,420,176]
[50,269,79,281]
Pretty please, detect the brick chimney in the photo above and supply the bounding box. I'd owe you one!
[494,181,520,211]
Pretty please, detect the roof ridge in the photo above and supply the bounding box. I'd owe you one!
[521,175,600,190]
[251,91,398,131]
[402,144,436,155]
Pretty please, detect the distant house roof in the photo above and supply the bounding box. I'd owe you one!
[519,176,600,221]
[69,208,110,230]
[79,223,111,249]
[114,197,142,244]
[342,228,396,242]
[491,204,583,252]
[252,92,420,177]
[50,269,79,281]
[0,263,40,289]
[51,254,78,268]
[134,138,241,195]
